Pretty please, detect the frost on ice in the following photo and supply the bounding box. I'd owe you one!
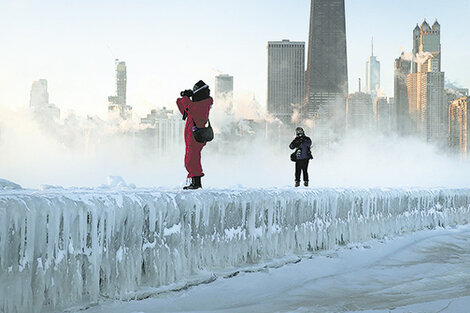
[0,186,470,312]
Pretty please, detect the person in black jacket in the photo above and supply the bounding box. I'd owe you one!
[289,127,312,187]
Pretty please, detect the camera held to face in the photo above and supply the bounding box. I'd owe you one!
[180,89,193,97]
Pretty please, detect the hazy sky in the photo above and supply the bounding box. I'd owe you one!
[0,0,468,117]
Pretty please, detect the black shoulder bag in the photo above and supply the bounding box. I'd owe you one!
[192,118,214,143]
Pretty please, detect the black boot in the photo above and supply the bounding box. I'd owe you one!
[194,176,202,189]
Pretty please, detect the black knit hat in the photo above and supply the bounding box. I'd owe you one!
[192,80,210,101]
[296,127,305,136]
[193,80,207,92]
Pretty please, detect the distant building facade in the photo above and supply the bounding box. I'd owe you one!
[407,20,446,143]
[215,74,234,114]
[267,40,305,124]
[374,97,394,133]
[445,88,468,108]
[449,97,469,157]
[394,55,412,135]
[30,79,60,121]
[407,71,446,141]
[346,80,373,130]
[108,60,132,119]
[140,107,185,153]
[365,39,380,104]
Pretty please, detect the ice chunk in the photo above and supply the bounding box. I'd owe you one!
[101,176,136,189]
[106,175,127,187]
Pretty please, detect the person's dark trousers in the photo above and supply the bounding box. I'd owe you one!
[295,159,309,182]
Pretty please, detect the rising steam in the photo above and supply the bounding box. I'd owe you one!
[1,94,469,189]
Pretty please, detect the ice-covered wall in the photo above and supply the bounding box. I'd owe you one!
[1,187,470,313]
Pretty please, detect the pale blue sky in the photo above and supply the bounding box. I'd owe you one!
[0,0,468,117]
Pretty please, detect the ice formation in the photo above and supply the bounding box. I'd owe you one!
[0,179,22,190]
[1,187,470,313]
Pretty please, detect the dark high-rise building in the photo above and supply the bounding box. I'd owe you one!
[305,0,348,120]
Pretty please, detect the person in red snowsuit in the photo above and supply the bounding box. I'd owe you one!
[176,80,213,189]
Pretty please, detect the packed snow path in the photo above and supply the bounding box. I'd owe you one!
[1,187,470,313]
[82,225,470,313]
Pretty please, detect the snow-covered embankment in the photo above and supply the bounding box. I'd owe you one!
[1,187,470,312]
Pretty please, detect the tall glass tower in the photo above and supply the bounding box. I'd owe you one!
[365,38,380,104]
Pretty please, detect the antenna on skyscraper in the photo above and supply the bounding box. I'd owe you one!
[371,37,374,56]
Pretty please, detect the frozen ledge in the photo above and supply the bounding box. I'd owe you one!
[1,187,470,312]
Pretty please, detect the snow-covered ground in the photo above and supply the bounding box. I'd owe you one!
[81,225,470,313]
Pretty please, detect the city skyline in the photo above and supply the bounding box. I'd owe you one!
[0,0,468,118]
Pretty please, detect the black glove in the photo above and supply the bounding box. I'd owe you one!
[180,89,193,97]
[291,138,301,148]
[295,137,304,144]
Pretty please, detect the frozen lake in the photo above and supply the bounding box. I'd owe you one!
[81,225,470,313]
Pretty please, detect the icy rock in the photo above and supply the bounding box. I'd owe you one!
[106,175,127,187]
[0,178,22,190]
[0,187,470,313]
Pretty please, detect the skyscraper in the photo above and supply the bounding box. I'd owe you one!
[346,79,373,130]
[407,20,445,143]
[412,20,441,74]
[30,79,60,121]
[449,96,469,157]
[140,107,185,154]
[215,74,234,114]
[267,40,305,124]
[30,79,49,108]
[374,97,394,134]
[365,39,380,104]
[108,59,132,119]
[305,0,348,121]
[394,54,412,135]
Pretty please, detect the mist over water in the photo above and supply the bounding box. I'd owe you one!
[1,101,469,190]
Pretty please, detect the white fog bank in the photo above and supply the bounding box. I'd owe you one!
[1,107,469,189]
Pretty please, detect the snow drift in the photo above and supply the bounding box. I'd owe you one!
[1,187,470,313]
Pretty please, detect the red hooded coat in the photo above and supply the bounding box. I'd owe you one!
[176,96,213,178]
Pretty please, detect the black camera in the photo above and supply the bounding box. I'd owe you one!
[180,89,193,97]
